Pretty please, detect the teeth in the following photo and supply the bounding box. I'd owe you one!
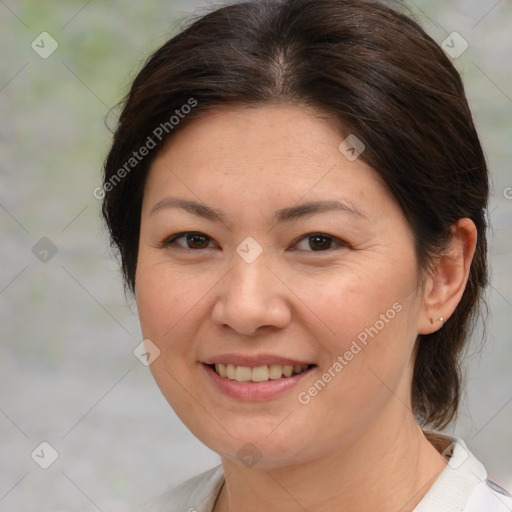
[235,366,252,381]
[268,364,283,379]
[282,365,293,377]
[216,364,227,378]
[213,363,311,382]
[251,365,269,382]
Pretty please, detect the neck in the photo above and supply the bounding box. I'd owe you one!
[214,409,447,512]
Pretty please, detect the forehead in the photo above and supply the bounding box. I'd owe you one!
[142,104,393,218]
[158,104,340,165]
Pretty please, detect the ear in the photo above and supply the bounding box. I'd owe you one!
[418,218,478,335]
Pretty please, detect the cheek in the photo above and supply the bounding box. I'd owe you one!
[135,256,208,340]
[135,259,205,413]
[135,267,172,340]
[300,264,407,347]
[302,261,418,398]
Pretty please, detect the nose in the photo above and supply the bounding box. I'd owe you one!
[211,256,292,336]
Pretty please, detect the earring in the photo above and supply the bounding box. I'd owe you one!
[439,317,445,326]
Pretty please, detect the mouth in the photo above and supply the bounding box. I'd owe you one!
[206,363,316,382]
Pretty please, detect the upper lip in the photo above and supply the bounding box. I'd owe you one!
[203,353,316,367]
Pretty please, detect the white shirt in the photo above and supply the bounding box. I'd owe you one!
[139,433,512,511]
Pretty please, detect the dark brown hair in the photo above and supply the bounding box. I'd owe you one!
[102,0,489,428]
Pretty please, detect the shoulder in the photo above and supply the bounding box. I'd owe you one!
[464,480,512,512]
[414,433,512,512]
[138,465,224,512]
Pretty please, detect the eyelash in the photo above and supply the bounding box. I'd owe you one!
[161,231,348,253]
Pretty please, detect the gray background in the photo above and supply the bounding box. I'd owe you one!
[1,0,511,510]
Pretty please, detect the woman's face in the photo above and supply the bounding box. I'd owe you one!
[136,104,429,468]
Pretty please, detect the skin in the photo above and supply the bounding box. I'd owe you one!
[135,104,477,511]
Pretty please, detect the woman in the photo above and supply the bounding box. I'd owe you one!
[101,0,511,510]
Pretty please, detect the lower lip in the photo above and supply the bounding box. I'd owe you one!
[202,363,315,401]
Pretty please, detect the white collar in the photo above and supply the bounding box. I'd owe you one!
[414,432,512,512]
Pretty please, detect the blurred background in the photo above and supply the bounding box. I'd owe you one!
[1,0,511,510]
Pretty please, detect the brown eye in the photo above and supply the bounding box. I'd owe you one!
[293,233,346,252]
[309,235,332,251]
[166,232,213,249]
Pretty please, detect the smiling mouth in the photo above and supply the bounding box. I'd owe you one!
[208,363,316,382]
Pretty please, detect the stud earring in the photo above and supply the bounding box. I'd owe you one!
[439,317,445,326]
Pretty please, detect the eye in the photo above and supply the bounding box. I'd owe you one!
[162,231,347,252]
[164,232,215,250]
[292,233,347,252]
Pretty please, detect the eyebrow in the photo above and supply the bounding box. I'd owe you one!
[149,197,368,223]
